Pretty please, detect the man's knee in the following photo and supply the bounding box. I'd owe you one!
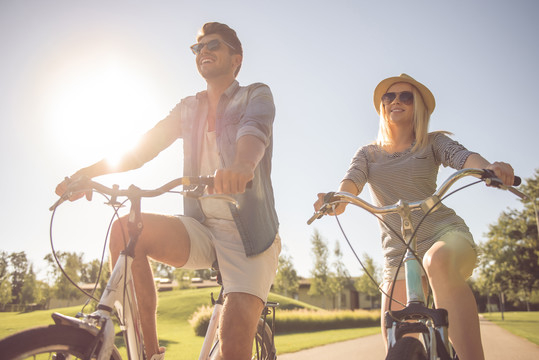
[109,217,128,260]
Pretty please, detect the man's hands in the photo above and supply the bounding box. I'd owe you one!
[210,163,254,194]
[55,175,92,201]
[209,135,264,195]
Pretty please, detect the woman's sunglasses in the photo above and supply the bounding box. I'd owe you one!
[190,39,236,55]
[381,91,414,105]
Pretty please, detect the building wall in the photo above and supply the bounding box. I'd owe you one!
[296,282,380,310]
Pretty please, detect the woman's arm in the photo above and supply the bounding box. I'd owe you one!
[314,179,363,215]
[464,153,515,186]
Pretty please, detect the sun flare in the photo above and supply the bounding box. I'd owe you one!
[47,61,163,166]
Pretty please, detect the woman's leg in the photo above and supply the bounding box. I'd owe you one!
[423,235,484,360]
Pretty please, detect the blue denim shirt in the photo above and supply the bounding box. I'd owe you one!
[124,81,278,256]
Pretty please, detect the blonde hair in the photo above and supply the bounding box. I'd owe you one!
[375,85,448,152]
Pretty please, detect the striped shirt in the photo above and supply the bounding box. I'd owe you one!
[343,132,476,269]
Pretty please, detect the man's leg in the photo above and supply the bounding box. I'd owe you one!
[109,213,191,359]
[218,292,265,360]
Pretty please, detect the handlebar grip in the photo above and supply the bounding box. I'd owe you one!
[307,212,322,225]
[202,177,253,189]
[482,169,522,187]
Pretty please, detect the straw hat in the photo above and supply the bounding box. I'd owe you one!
[373,73,436,115]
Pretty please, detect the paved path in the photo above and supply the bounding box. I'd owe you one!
[277,316,539,359]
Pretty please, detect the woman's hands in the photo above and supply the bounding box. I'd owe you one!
[486,161,515,186]
[313,193,347,216]
[313,180,360,216]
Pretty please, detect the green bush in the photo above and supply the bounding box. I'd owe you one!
[274,309,380,333]
[188,304,213,336]
[188,305,380,336]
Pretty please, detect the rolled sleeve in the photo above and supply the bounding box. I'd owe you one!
[236,84,275,147]
[433,133,477,169]
[342,146,369,190]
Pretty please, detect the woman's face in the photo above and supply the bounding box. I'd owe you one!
[384,82,414,127]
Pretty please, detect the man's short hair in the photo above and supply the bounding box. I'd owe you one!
[197,22,243,76]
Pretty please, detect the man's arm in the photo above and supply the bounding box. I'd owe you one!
[212,134,265,194]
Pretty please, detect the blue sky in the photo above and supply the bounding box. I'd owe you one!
[1,0,538,279]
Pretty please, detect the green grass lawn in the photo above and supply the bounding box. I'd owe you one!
[0,288,379,359]
[481,311,539,346]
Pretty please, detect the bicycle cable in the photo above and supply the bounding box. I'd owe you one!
[82,194,128,315]
[333,206,405,306]
[49,189,128,306]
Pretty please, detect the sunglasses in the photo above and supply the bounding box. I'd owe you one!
[381,91,414,105]
[190,39,236,55]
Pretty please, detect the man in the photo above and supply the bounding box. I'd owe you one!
[56,22,280,360]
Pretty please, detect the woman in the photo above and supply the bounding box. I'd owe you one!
[314,74,514,360]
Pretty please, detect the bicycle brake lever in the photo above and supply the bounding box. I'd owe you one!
[323,191,337,203]
[482,169,528,199]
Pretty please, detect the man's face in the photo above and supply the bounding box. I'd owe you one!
[194,34,242,80]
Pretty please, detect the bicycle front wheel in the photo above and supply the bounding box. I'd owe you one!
[386,337,427,360]
[0,324,123,360]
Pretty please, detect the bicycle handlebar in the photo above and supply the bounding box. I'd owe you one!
[50,176,240,211]
[307,168,527,225]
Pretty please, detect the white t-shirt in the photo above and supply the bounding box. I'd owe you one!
[199,130,234,221]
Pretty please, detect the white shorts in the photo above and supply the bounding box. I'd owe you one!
[179,216,281,302]
[382,230,477,284]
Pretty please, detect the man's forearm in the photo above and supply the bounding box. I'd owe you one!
[234,135,266,171]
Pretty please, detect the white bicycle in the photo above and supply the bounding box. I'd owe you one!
[0,176,277,360]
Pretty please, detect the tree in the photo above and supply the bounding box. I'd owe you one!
[273,253,299,298]
[329,241,352,309]
[477,169,539,311]
[9,252,28,303]
[44,251,85,300]
[20,265,40,305]
[308,229,332,306]
[0,276,11,310]
[0,251,8,279]
[81,259,102,283]
[0,252,11,309]
[355,253,381,309]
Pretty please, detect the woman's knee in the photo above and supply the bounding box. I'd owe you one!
[423,239,476,281]
[423,242,452,278]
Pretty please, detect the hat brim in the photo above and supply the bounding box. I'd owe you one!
[373,74,436,115]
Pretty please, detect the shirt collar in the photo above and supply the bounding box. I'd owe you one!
[195,80,239,100]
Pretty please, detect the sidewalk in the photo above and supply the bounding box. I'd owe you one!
[277,316,539,359]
